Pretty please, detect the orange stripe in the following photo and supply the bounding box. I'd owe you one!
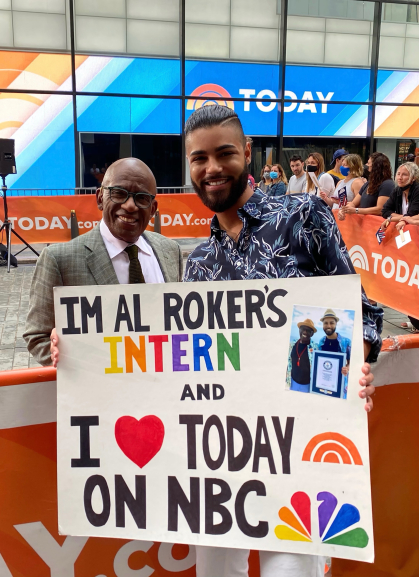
[75,54,89,68]
[26,54,72,85]
[0,121,22,129]
[0,367,56,387]
[0,51,38,70]
[404,84,419,104]
[0,70,22,87]
[402,117,419,138]
[0,92,43,105]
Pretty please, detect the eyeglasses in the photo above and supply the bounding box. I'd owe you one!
[103,186,156,209]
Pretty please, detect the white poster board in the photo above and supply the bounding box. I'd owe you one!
[55,275,374,562]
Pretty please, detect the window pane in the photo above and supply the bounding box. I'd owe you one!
[185,0,281,62]
[77,95,181,134]
[13,0,65,13]
[186,0,230,25]
[127,0,179,21]
[0,51,73,90]
[127,20,179,57]
[0,11,14,47]
[379,3,419,70]
[284,102,369,137]
[1,93,75,191]
[75,16,126,53]
[287,0,375,67]
[13,11,67,50]
[75,0,125,18]
[186,23,230,59]
[76,56,180,96]
[374,105,419,138]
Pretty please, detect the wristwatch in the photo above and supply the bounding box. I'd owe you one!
[355,208,359,214]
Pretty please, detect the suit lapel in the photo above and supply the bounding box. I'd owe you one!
[143,231,171,282]
[83,224,119,285]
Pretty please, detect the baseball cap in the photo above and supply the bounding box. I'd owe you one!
[330,149,348,165]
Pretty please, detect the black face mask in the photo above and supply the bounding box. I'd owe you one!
[400,183,411,192]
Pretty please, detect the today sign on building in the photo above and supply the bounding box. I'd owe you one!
[55,276,374,562]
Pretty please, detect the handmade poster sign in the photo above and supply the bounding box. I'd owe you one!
[55,275,374,562]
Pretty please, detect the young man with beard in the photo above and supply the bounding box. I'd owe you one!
[319,308,351,397]
[183,104,381,577]
[286,154,306,194]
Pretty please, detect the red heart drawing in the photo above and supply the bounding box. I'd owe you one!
[115,415,165,468]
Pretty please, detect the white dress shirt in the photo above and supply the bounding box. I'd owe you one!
[99,220,164,284]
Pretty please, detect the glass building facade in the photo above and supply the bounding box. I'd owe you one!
[0,0,418,192]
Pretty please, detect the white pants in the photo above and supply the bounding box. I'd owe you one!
[195,546,325,577]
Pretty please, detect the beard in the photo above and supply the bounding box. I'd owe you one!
[191,162,249,213]
[325,328,336,336]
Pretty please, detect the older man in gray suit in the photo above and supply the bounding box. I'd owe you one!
[24,157,182,366]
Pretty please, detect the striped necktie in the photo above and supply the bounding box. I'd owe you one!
[124,245,145,284]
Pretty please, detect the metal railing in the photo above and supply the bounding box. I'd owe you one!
[7,186,194,197]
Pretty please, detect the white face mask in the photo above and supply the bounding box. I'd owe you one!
[263,171,270,179]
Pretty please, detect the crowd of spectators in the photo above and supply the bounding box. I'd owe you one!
[247,146,419,332]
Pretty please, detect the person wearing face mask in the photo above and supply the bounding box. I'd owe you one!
[266,163,288,197]
[380,161,419,228]
[304,152,335,200]
[321,154,364,210]
[258,164,272,193]
[328,148,348,186]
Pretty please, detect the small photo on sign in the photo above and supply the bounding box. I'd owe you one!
[285,305,354,399]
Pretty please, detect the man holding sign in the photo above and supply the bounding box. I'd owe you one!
[51,107,380,577]
[183,105,381,577]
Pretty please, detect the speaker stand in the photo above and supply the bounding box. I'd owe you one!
[0,175,39,273]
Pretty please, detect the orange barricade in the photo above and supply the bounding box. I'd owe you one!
[333,334,419,577]
[335,213,419,318]
[0,366,259,577]
[1,336,418,576]
[0,194,213,243]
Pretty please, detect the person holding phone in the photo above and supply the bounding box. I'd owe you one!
[304,152,335,202]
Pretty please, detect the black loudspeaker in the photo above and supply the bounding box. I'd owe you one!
[0,139,16,176]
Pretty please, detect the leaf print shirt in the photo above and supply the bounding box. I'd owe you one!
[183,189,383,362]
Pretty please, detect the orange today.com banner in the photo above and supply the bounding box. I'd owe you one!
[335,213,419,319]
[0,369,260,577]
[2,195,419,318]
[0,194,213,243]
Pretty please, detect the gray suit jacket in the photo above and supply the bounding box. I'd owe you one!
[24,224,183,366]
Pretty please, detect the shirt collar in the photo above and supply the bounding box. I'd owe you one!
[99,219,152,259]
[210,188,266,237]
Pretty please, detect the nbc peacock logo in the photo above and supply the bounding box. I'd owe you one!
[186,83,234,111]
[274,491,369,548]
[302,432,363,465]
